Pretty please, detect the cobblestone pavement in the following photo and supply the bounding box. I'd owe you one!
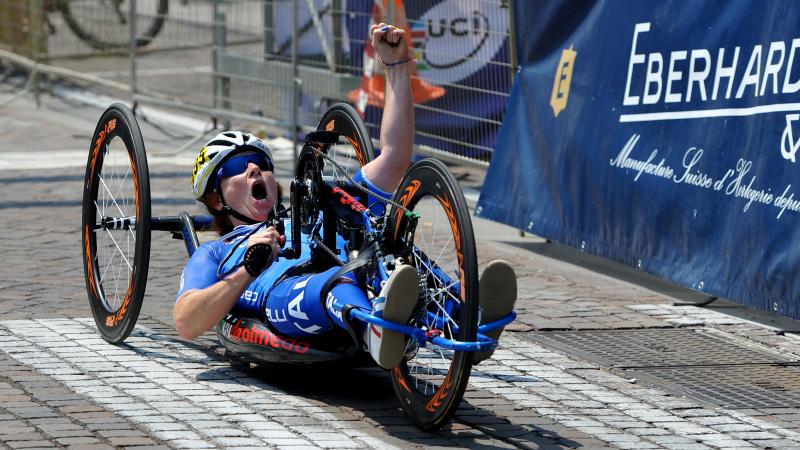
[2,88,800,449]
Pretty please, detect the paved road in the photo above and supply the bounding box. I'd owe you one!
[2,87,800,449]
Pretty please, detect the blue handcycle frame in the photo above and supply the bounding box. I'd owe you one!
[311,192,516,354]
[152,153,515,360]
[152,199,517,358]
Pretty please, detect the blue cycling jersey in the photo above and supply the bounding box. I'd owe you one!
[177,169,392,338]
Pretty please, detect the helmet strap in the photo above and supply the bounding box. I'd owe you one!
[222,205,260,225]
[217,188,261,225]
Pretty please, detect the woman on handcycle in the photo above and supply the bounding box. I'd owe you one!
[173,24,517,369]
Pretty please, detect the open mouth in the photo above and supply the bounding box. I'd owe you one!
[251,181,268,201]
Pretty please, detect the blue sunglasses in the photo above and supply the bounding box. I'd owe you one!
[215,153,273,188]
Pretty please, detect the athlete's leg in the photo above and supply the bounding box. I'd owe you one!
[323,280,369,331]
[262,268,371,338]
[232,263,421,370]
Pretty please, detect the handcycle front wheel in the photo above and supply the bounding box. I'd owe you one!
[386,158,479,430]
[317,103,375,182]
[82,103,151,344]
[290,103,374,257]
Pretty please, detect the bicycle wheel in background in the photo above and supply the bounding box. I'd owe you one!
[82,103,151,344]
[59,0,169,50]
[317,103,375,182]
[385,158,479,430]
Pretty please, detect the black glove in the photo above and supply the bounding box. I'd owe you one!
[243,243,273,277]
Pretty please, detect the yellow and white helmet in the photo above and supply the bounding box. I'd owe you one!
[191,131,272,199]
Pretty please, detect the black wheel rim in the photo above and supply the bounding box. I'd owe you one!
[59,0,168,50]
[82,104,150,343]
[317,103,374,183]
[387,159,479,430]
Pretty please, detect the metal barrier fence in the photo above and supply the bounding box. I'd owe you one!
[0,0,514,166]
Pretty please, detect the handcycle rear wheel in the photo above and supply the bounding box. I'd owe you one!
[58,0,169,50]
[82,103,151,344]
[386,158,479,430]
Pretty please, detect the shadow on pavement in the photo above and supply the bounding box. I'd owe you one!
[193,360,583,449]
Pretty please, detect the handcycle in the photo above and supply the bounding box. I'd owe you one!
[81,102,516,430]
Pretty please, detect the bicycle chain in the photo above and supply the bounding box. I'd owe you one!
[303,210,346,265]
[311,235,346,265]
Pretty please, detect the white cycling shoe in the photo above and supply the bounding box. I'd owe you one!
[473,260,517,364]
[367,264,419,369]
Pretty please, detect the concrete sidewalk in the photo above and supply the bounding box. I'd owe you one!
[1,84,800,449]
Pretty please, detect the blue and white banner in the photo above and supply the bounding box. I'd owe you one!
[478,0,800,318]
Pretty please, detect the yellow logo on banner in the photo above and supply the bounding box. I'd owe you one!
[551,45,577,117]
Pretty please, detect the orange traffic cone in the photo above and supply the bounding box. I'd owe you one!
[349,0,445,114]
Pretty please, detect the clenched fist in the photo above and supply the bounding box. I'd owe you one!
[370,23,411,67]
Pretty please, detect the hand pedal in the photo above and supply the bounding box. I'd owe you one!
[305,130,339,145]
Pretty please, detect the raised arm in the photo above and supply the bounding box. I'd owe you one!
[361,23,415,193]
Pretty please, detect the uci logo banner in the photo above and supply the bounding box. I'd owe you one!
[412,0,509,84]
